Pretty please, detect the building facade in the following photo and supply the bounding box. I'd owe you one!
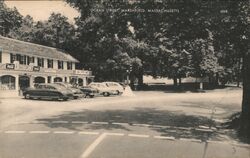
[0,36,94,97]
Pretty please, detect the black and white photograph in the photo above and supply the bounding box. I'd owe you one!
[0,0,249,157]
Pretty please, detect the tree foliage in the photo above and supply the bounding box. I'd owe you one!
[8,12,76,52]
[0,2,23,36]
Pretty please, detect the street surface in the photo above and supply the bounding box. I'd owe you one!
[0,88,249,158]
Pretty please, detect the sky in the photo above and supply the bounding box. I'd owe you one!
[5,1,80,23]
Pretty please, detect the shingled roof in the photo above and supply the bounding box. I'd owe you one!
[0,36,79,62]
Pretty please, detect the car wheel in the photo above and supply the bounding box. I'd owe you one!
[24,94,30,99]
[116,90,120,95]
[103,92,110,97]
[63,98,68,101]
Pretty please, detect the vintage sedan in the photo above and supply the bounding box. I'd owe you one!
[88,82,117,97]
[23,83,74,101]
[54,82,85,99]
[103,82,124,95]
[79,86,99,98]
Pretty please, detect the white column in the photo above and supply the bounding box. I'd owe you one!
[51,76,55,83]
[29,76,34,88]
[44,76,48,84]
[76,77,79,85]
[64,76,69,83]
[83,77,87,86]
[14,74,19,92]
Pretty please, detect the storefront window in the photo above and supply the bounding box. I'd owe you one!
[67,62,72,70]
[0,75,16,90]
[78,78,83,86]
[70,77,78,85]
[34,76,45,84]
[54,77,63,82]
[37,58,44,67]
[58,60,64,69]
[47,59,53,68]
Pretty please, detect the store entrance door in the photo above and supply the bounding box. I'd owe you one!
[19,75,30,95]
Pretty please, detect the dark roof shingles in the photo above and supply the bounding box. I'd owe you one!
[0,36,78,62]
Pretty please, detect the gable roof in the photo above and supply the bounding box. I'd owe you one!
[0,36,79,62]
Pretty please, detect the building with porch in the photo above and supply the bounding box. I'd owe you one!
[0,36,94,97]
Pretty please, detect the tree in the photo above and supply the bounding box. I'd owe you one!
[66,0,177,85]
[210,0,249,131]
[9,12,77,54]
[234,1,250,134]
[0,1,23,36]
[8,15,35,42]
[204,0,249,132]
[189,31,221,79]
[66,1,143,82]
[31,13,76,50]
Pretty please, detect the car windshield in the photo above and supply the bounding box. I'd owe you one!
[98,84,107,88]
[56,82,73,88]
[90,83,106,88]
[105,82,122,87]
[51,84,68,90]
[83,86,92,88]
[107,84,117,87]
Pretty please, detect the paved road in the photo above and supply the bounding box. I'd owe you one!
[0,88,249,158]
[0,89,242,128]
[0,122,249,158]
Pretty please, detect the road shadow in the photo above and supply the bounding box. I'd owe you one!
[37,108,217,140]
[221,112,250,144]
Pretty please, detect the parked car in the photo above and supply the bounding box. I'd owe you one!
[88,82,117,97]
[23,83,74,101]
[103,82,124,95]
[54,82,85,99]
[79,86,98,98]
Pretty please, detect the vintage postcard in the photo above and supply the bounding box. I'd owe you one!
[0,0,249,158]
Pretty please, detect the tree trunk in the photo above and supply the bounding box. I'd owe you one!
[178,77,182,86]
[215,73,219,86]
[237,80,240,88]
[138,68,144,89]
[173,77,178,87]
[129,72,134,90]
[240,52,250,133]
[237,57,242,87]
